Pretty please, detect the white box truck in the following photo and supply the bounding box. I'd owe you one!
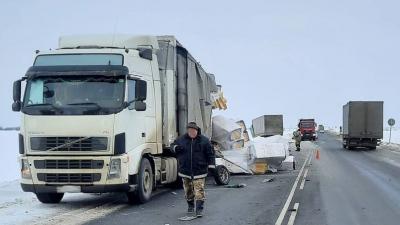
[342,101,383,150]
[251,115,284,137]
[12,35,220,204]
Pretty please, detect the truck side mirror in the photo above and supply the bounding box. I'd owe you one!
[127,101,146,111]
[13,80,21,102]
[12,101,21,112]
[134,101,146,111]
[135,80,147,101]
[12,80,22,112]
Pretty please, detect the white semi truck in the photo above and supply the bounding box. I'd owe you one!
[12,35,222,204]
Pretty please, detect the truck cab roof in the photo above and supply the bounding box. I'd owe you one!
[59,34,161,50]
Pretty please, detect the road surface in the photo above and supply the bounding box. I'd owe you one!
[293,133,400,225]
[82,145,312,225]
[25,133,400,225]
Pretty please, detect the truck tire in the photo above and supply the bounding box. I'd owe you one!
[127,158,153,204]
[369,146,377,150]
[214,165,230,186]
[36,193,64,204]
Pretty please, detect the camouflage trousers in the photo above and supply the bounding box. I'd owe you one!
[182,178,206,201]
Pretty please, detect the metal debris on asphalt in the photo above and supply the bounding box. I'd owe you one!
[224,183,247,188]
[262,178,275,183]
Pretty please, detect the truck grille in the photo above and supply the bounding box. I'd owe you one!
[34,159,104,169]
[37,173,101,183]
[30,137,108,151]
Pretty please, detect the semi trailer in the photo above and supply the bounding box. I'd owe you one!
[342,101,383,150]
[12,35,223,204]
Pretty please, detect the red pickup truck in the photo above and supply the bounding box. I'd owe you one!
[298,119,317,141]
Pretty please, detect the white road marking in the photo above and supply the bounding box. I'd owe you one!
[275,151,312,225]
[287,203,300,225]
[299,168,309,190]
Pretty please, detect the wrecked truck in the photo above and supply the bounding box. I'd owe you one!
[12,35,227,204]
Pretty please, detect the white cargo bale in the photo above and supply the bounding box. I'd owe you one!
[259,135,290,157]
[212,115,242,144]
[250,136,287,167]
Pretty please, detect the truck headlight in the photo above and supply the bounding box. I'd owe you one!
[21,158,31,179]
[108,158,121,179]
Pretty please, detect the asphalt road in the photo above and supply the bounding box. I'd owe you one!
[41,133,400,225]
[293,133,400,225]
[83,146,313,225]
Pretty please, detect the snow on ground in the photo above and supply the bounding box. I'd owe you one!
[0,179,125,225]
[0,131,126,225]
[326,126,400,152]
[383,127,400,144]
[0,131,20,183]
[326,127,400,145]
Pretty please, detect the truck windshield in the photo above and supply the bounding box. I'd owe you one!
[300,123,314,128]
[23,76,125,115]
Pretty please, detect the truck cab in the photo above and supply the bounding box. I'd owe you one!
[298,119,317,141]
[12,35,206,204]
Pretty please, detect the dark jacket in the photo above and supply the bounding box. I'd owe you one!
[171,131,215,179]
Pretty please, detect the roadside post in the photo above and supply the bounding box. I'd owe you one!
[388,118,395,144]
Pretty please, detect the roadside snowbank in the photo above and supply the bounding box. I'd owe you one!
[383,128,400,144]
[326,127,400,145]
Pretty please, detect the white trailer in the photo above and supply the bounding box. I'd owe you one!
[12,35,220,204]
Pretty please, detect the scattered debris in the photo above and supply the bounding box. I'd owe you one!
[170,192,177,195]
[178,215,197,221]
[262,178,275,183]
[268,168,278,173]
[225,183,247,188]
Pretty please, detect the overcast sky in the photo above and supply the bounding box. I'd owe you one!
[0,0,399,128]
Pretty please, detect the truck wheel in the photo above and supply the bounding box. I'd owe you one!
[369,146,377,150]
[36,193,64,204]
[127,158,153,204]
[214,165,230,185]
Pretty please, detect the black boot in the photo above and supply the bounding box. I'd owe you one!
[187,200,195,215]
[196,200,204,217]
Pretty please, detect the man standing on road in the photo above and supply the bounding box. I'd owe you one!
[171,122,215,218]
[293,129,302,151]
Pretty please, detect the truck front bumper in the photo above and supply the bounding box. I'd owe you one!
[20,155,132,194]
[301,133,316,140]
[21,183,135,193]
